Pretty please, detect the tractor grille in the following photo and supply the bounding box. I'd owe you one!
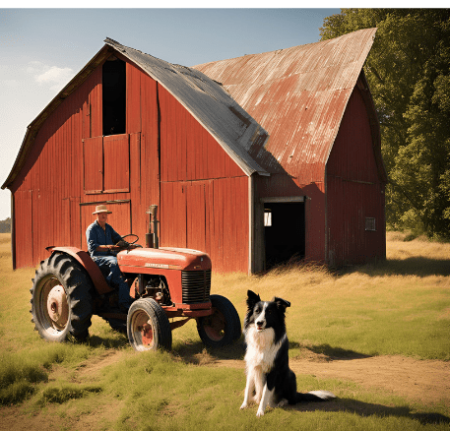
[181,270,211,304]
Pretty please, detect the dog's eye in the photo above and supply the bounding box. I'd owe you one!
[267,309,271,314]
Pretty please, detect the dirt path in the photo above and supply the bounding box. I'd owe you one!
[210,355,450,405]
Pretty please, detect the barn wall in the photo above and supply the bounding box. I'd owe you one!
[11,57,249,273]
[158,86,249,273]
[11,59,160,268]
[326,87,386,266]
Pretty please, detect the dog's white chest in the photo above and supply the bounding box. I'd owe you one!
[244,327,284,373]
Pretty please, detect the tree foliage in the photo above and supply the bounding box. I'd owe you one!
[321,9,450,239]
[0,218,11,233]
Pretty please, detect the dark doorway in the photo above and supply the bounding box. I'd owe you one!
[264,202,305,269]
[103,57,126,136]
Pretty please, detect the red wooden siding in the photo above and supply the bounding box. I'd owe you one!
[160,177,248,273]
[326,86,386,266]
[160,182,187,249]
[103,134,130,193]
[84,137,103,193]
[327,87,380,183]
[158,83,249,272]
[13,191,33,268]
[10,58,159,268]
[10,55,255,273]
[326,180,386,266]
[158,85,244,182]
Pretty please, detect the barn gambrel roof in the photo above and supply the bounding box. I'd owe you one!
[193,28,386,184]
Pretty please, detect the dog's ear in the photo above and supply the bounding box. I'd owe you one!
[272,297,291,312]
[247,290,261,309]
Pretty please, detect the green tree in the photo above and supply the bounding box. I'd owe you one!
[0,217,11,233]
[321,9,450,239]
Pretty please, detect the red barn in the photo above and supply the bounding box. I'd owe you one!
[2,28,387,273]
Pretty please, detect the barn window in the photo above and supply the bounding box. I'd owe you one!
[365,217,376,231]
[264,209,272,227]
[103,57,126,136]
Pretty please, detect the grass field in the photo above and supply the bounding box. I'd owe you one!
[0,232,449,430]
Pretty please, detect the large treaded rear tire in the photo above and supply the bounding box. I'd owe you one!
[197,294,241,348]
[30,253,93,342]
[127,298,172,351]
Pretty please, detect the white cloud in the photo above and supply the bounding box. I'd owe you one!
[25,61,75,92]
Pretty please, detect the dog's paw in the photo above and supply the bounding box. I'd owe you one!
[256,408,265,417]
[240,402,248,410]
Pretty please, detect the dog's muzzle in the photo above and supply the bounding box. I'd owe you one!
[255,320,265,331]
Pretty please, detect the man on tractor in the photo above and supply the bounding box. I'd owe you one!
[86,205,136,311]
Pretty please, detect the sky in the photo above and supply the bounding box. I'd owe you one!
[0,8,341,221]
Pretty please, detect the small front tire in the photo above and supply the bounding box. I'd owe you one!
[127,298,172,351]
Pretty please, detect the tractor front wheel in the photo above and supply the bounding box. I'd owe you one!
[197,295,241,348]
[127,298,172,351]
[30,253,93,342]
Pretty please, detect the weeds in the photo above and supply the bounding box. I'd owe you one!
[39,383,102,405]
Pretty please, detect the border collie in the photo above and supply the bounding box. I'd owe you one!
[240,290,335,417]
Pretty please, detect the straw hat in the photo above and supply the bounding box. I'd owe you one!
[92,205,112,215]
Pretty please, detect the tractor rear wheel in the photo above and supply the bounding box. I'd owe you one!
[30,253,93,342]
[197,294,241,348]
[127,298,172,351]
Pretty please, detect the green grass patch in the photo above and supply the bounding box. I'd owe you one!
[39,383,102,405]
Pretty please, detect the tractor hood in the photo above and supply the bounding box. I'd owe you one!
[117,247,212,272]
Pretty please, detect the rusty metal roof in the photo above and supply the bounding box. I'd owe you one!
[193,28,378,184]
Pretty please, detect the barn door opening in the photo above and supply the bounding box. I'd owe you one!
[264,201,305,269]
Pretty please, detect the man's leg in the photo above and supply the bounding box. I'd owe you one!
[94,256,133,309]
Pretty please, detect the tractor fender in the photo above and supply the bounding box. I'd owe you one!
[46,246,113,295]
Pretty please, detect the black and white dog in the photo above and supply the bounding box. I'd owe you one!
[240,290,335,417]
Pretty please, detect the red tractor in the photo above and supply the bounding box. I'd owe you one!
[30,207,241,351]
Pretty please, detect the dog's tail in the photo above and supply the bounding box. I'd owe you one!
[296,390,336,403]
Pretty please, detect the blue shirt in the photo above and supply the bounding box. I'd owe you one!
[86,220,122,257]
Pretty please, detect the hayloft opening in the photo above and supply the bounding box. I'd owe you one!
[264,202,305,269]
[103,57,126,136]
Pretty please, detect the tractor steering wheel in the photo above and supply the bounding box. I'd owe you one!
[115,234,142,250]
[119,234,139,245]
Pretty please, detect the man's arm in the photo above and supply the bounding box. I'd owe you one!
[110,226,122,245]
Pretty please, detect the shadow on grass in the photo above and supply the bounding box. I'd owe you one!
[86,334,129,349]
[340,257,450,278]
[304,343,371,360]
[289,398,450,425]
[172,338,245,365]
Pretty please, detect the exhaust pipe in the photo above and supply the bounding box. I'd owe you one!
[146,204,159,249]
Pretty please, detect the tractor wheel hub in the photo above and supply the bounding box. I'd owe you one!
[47,285,69,329]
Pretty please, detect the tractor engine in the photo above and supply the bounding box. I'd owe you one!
[117,247,212,309]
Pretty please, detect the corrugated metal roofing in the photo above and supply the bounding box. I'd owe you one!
[2,38,269,190]
[105,38,268,177]
[193,28,378,184]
